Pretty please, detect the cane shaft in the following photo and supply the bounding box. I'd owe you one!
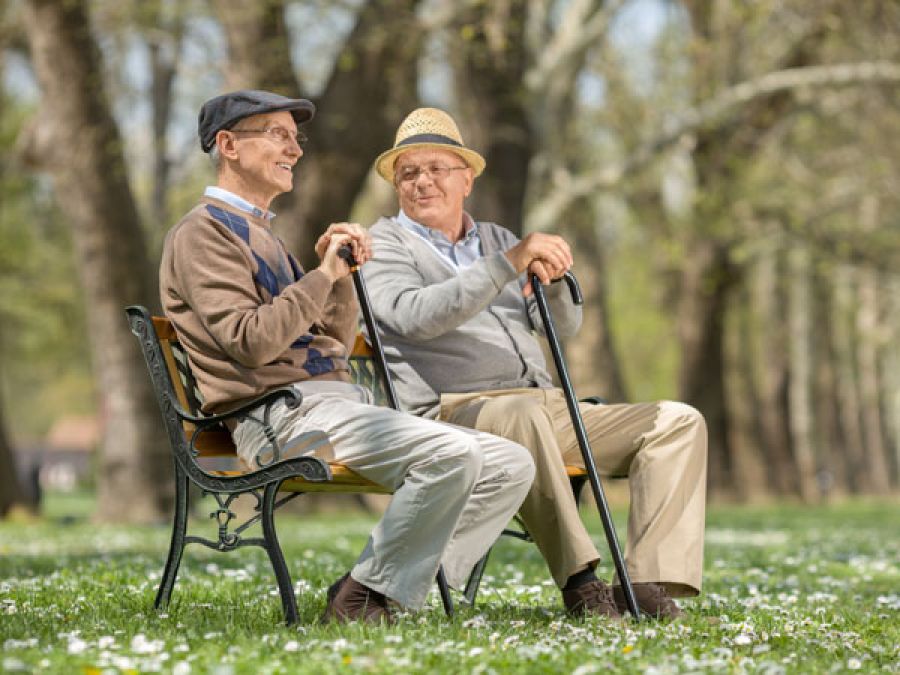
[338,247,400,409]
[338,245,454,617]
[532,274,641,620]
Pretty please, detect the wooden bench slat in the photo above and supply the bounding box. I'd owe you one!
[566,466,587,478]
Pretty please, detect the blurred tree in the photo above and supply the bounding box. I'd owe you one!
[450,0,532,235]
[4,0,899,504]
[444,0,629,400]
[0,382,28,517]
[0,15,27,518]
[145,0,186,232]
[20,0,171,523]
[213,0,422,267]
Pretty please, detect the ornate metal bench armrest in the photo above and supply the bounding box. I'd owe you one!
[172,387,301,430]
[208,450,334,492]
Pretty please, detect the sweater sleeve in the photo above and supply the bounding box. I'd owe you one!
[364,222,519,341]
[525,276,583,337]
[486,224,583,338]
[170,219,336,367]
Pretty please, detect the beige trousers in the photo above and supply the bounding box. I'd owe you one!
[233,381,535,609]
[439,388,707,597]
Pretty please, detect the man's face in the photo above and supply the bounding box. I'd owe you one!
[223,110,302,199]
[393,148,473,231]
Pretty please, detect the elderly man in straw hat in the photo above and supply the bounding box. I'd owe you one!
[362,108,709,620]
[159,90,535,624]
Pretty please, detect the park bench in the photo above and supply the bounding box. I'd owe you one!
[126,306,423,625]
[126,305,594,624]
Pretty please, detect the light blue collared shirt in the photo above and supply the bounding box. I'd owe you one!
[204,186,275,221]
[396,209,481,269]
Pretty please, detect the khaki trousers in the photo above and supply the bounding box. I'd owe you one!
[233,382,535,609]
[439,388,707,597]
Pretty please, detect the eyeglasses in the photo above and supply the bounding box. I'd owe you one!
[395,164,468,184]
[230,126,307,147]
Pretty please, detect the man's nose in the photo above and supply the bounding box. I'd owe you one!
[414,168,434,185]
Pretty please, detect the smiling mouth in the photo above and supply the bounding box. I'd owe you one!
[276,162,293,173]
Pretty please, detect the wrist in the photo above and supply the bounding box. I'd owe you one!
[317,265,340,284]
[505,249,527,273]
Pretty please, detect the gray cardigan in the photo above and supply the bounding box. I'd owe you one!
[363,216,582,418]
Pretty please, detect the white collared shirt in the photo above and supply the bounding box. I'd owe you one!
[204,186,276,221]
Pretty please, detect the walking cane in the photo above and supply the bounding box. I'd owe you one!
[338,245,455,617]
[532,271,641,620]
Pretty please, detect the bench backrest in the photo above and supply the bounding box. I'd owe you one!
[127,306,383,474]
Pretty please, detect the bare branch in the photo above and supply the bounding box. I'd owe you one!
[524,0,625,93]
[526,60,900,232]
[419,0,482,31]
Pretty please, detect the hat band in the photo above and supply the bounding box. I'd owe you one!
[396,133,463,148]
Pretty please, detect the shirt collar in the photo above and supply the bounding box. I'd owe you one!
[204,186,275,221]
[397,209,478,244]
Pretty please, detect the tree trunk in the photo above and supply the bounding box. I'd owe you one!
[566,223,628,403]
[812,269,848,498]
[786,245,819,502]
[750,246,796,496]
[566,238,628,403]
[452,0,532,235]
[676,238,736,497]
[880,275,900,487]
[855,267,891,494]
[853,195,891,493]
[147,5,184,233]
[723,285,766,501]
[0,370,30,517]
[213,0,422,266]
[22,0,171,523]
[832,264,869,493]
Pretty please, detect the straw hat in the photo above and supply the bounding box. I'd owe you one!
[374,108,486,182]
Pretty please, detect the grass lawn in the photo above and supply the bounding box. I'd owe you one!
[1,492,897,674]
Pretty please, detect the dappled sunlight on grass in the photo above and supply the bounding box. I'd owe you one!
[1,497,897,673]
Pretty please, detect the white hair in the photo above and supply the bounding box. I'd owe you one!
[208,145,223,172]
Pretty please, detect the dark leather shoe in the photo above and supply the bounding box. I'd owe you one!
[562,579,621,619]
[613,583,684,619]
[320,573,394,625]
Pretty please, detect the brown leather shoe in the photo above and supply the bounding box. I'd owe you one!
[320,573,394,625]
[562,579,622,619]
[613,583,684,619]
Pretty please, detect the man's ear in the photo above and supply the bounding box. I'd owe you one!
[217,130,239,160]
[463,168,474,198]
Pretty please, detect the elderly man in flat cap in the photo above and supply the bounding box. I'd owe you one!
[159,90,535,624]
[363,108,708,620]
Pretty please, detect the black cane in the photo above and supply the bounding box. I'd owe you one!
[532,271,641,620]
[338,246,400,409]
[338,245,455,616]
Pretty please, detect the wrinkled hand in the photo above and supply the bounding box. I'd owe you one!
[315,222,372,266]
[505,232,573,296]
[314,222,372,283]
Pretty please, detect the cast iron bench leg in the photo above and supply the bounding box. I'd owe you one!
[155,471,189,610]
[260,481,299,625]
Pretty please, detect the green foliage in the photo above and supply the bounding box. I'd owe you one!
[608,229,680,402]
[0,98,93,439]
[0,499,897,673]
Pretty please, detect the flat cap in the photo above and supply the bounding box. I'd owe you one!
[198,89,315,153]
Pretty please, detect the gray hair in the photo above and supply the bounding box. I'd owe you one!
[208,145,223,172]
